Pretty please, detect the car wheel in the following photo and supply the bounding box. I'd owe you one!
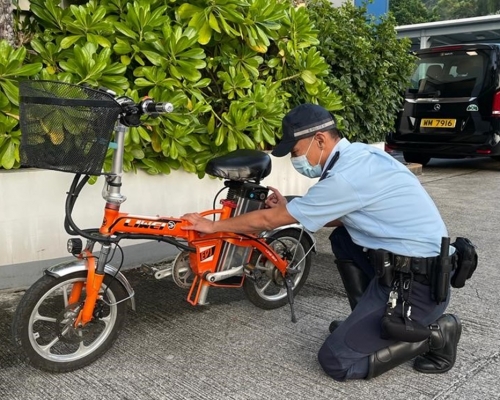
[490,156,500,162]
[403,152,431,166]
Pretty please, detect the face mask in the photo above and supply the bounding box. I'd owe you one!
[291,138,324,178]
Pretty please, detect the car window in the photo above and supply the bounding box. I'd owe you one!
[407,50,488,98]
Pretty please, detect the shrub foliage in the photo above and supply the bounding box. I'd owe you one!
[0,0,414,173]
[307,0,416,143]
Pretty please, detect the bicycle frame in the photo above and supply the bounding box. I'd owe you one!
[65,120,299,325]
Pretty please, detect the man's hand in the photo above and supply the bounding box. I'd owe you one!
[265,186,287,209]
[181,213,216,233]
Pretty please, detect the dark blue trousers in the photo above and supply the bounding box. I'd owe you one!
[318,227,449,381]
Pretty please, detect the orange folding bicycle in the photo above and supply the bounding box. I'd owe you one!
[12,81,315,372]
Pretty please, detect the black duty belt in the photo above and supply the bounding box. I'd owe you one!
[367,249,439,279]
[392,254,439,276]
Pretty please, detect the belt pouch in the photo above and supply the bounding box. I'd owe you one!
[381,306,431,342]
[371,249,394,287]
[451,237,478,288]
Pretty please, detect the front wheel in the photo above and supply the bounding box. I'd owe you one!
[243,228,312,309]
[12,271,128,372]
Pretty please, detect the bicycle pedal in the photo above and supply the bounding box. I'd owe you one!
[243,265,262,281]
[140,263,173,280]
[139,264,158,276]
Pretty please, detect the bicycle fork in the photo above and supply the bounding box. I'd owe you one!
[68,245,111,326]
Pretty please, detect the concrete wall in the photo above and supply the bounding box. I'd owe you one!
[0,155,315,290]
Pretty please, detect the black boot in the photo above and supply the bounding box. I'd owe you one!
[366,340,430,379]
[329,259,371,333]
[413,314,462,373]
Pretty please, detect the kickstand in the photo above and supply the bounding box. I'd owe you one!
[284,275,297,323]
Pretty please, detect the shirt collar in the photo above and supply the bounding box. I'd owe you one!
[322,138,350,172]
[319,138,351,181]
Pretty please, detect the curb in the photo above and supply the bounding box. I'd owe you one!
[404,162,422,175]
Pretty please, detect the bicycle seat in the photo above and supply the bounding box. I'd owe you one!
[205,149,272,182]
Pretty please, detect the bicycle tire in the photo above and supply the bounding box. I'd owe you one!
[243,228,312,310]
[12,271,128,372]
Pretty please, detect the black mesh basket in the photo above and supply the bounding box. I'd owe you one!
[19,80,122,175]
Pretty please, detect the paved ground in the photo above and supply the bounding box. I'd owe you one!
[1,156,500,400]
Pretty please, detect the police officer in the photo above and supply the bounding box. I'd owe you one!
[181,104,461,381]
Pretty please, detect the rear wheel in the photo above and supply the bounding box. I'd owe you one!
[403,152,431,166]
[243,229,312,309]
[12,271,128,372]
[490,156,500,162]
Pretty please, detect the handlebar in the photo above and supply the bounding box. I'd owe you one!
[114,95,174,127]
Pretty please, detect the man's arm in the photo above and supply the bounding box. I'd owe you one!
[181,204,297,234]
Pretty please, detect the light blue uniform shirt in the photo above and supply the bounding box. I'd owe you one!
[286,139,448,257]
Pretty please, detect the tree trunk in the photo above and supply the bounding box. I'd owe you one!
[0,0,15,46]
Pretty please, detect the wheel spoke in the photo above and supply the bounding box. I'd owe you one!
[255,278,273,295]
[100,314,111,325]
[38,335,61,355]
[33,311,57,324]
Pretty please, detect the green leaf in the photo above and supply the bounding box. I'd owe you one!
[142,51,163,66]
[114,21,138,39]
[134,78,154,87]
[91,34,112,48]
[60,35,84,49]
[114,38,133,55]
[301,70,317,84]
[209,13,221,33]
[11,63,43,77]
[198,22,213,45]
[0,91,9,109]
[131,148,145,159]
[1,140,16,169]
[105,63,127,75]
[215,126,225,147]
[137,127,151,142]
[227,131,237,151]
[178,4,202,19]
[207,114,215,134]
[0,80,19,105]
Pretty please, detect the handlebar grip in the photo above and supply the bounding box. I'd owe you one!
[141,99,174,114]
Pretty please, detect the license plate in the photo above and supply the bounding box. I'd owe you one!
[420,118,456,128]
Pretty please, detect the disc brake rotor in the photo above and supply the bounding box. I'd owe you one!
[172,251,194,289]
[55,302,100,343]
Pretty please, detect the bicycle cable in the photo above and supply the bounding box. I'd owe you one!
[100,243,125,299]
[212,186,229,221]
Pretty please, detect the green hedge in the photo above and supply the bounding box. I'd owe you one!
[0,0,414,174]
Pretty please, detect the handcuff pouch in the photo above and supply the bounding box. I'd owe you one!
[380,306,431,342]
